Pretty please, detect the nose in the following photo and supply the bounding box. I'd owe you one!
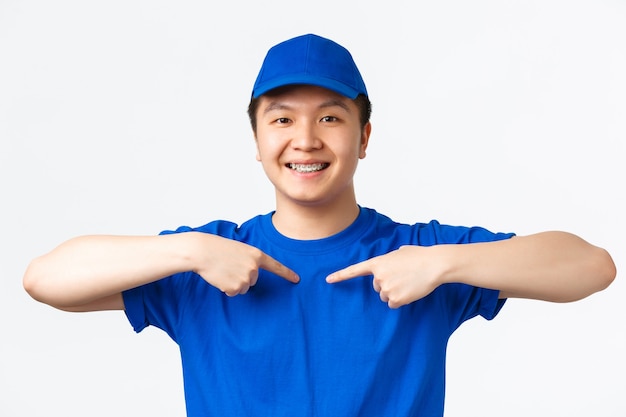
[290,122,322,151]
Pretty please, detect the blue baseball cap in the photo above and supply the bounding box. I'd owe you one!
[252,34,368,99]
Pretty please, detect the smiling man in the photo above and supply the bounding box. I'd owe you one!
[23,34,616,416]
[253,84,369,238]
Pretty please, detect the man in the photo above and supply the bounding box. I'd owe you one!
[23,33,616,416]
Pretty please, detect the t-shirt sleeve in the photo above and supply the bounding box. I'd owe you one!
[417,220,515,330]
[122,272,192,342]
[438,283,506,332]
[122,285,148,333]
[121,220,240,341]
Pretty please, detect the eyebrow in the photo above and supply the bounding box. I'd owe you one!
[262,99,352,115]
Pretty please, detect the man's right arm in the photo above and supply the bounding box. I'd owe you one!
[23,233,299,312]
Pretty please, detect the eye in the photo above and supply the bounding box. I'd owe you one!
[320,116,338,122]
[275,117,291,124]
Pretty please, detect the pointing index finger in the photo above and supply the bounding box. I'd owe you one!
[326,259,374,283]
[259,252,300,284]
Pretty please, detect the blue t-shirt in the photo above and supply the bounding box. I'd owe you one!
[123,207,514,416]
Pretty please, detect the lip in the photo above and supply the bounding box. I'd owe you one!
[286,159,329,165]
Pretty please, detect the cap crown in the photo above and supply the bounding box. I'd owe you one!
[252,34,368,99]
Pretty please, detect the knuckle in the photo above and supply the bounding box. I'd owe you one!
[387,295,403,309]
[222,279,247,296]
[224,288,238,297]
[372,274,384,287]
[248,247,265,263]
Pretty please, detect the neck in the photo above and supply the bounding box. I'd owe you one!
[272,192,360,240]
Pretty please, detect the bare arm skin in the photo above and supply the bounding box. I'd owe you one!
[327,231,616,308]
[23,233,299,312]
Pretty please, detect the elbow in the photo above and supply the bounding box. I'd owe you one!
[552,245,616,304]
[23,257,68,309]
[23,257,49,304]
[569,246,617,302]
[594,247,617,293]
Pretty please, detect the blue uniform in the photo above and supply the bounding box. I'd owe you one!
[123,207,514,416]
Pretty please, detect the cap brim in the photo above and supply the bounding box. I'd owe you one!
[252,75,360,99]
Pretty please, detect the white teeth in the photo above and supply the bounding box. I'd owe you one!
[288,163,328,173]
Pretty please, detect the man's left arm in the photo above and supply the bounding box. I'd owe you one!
[326,231,616,308]
[463,231,616,301]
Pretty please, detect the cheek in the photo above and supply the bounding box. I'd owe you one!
[351,138,367,160]
[255,132,289,162]
[254,136,270,162]
[255,141,282,168]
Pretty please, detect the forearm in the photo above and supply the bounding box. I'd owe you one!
[23,233,201,308]
[440,231,616,302]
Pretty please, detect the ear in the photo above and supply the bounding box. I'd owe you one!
[359,122,372,159]
[253,134,261,161]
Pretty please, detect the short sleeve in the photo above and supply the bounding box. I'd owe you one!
[122,285,149,333]
[121,219,240,341]
[122,272,194,343]
[414,220,513,330]
[438,283,506,332]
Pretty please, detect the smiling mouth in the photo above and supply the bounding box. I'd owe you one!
[287,163,330,173]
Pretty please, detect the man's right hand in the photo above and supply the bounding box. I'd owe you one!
[189,232,299,296]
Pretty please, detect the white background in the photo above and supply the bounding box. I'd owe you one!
[1,0,624,416]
